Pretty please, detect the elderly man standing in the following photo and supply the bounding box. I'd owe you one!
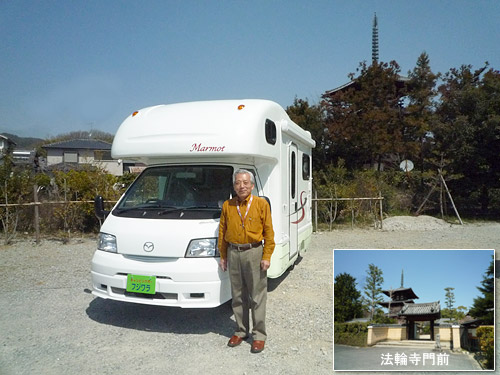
[218,168,275,353]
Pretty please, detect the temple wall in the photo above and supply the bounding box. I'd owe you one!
[367,326,406,346]
[387,327,406,341]
[367,325,460,349]
[436,326,452,341]
[452,325,461,349]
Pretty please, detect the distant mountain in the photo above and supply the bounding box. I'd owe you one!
[1,133,45,149]
[1,130,114,148]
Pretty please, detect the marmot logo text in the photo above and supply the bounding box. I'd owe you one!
[190,143,226,152]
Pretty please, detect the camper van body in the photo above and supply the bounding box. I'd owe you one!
[91,100,315,308]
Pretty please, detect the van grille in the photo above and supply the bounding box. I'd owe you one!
[122,255,175,263]
[111,287,177,300]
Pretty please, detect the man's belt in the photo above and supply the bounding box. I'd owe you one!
[228,242,262,250]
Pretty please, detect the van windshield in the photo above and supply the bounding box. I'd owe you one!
[113,166,234,219]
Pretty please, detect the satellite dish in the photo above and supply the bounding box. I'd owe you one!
[400,160,414,172]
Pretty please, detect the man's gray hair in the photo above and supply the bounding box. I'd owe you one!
[233,168,255,184]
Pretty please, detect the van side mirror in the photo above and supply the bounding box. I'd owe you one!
[260,196,271,212]
[94,195,110,219]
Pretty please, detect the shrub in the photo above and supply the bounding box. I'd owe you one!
[476,326,494,369]
[50,167,123,233]
[0,164,135,239]
[334,322,368,347]
[0,159,35,244]
[371,310,397,324]
[313,162,415,227]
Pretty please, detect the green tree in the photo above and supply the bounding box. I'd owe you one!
[454,305,467,321]
[363,264,384,320]
[372,308,397,324]
[322,60,408,170]
[406,52,440,175]
[444,287,455,309]
[469,259,494,325]
[442,287,456,319]
[286,98,329,171]
[434,65,500,214]
[334,273,363,322]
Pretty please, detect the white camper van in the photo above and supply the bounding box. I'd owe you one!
[91,99,315,308]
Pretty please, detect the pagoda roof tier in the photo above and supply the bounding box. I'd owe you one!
[381,287,419,300]
[379,300,415,307]
[322,75,411,98]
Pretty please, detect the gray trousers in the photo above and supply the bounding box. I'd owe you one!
[228,244,268,341]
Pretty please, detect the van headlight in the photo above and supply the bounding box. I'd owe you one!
[97,232,117,253]
[186,238,219,257]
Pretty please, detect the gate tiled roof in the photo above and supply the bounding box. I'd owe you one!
[399,301,440,316]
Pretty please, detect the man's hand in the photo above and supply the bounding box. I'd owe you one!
[260,260,270,271]
[219,258,227,272]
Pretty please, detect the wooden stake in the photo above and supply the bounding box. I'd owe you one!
[34,184,40,244]
[416,183,437,215]
[438,169,463,225]
[379,191,383,230]
[314,190,318,232]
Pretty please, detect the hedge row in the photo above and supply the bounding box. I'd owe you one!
[334,322,369,347]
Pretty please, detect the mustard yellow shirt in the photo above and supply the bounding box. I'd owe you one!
[218,194,275,261]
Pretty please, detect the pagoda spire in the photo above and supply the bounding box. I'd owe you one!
[372,12,379,64]
[401,269,404,288]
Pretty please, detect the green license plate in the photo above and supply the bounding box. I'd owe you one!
[126,274,156,294]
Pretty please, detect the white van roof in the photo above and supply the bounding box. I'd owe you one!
[112,99,314,164]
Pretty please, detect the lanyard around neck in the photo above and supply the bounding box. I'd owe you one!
[236,195,253,228]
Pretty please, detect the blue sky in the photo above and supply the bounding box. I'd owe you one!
[334,249,494,311]
[2,1,500,138]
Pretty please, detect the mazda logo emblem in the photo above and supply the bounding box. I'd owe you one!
[143,242,154,252]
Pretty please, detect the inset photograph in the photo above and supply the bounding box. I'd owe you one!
[333,249,495,371]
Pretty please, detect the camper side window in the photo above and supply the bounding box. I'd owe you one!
[265,119,276,145]
[302,154,311,180]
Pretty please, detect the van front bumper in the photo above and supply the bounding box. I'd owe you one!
[91,250,231,308]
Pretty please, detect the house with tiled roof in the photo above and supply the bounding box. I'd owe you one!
[42,139,124,175]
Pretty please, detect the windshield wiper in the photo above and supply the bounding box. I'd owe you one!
[115,204,177,214]
[157,205,220,216]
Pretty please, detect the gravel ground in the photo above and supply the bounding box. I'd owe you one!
[0,217,498,375]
